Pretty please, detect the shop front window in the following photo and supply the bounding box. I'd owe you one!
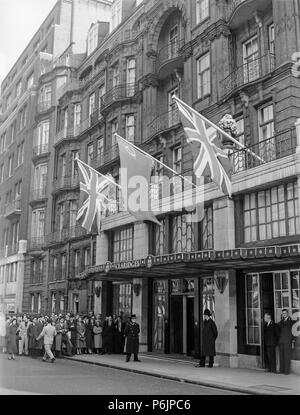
[153,281,168,352]
[203,277,215,319]
[245,274,261,346]
[113,226,133,262]
[113,283,132,317]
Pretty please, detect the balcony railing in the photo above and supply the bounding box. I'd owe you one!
[90,108,104,128]
[231,127,297,174]
[101,83,138,110]
[38,100,52,113]
[147,107,180,138]
[158,39,185,66]
[30,188,47,202]
[33,144,49,158]
[28,237,45,251]
[53,175,80,193]
[4,199,22,220]
[221,53,275,97]
[46,226,88,245]
[54,127,71,144]
[91,144,120,170]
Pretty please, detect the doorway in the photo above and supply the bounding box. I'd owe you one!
[170,295,195,356]
[260,273,275,369]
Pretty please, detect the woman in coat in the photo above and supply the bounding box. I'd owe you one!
[93,320,103,354]
[27,317,37,357]
[84,317,94,354]
[69,315,77,355]
[6,318,19,360]
[33,317,44,357]
[76,317,86,354]
[55,318,65,358]
[196,309,218,368]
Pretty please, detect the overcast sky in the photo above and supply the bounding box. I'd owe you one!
[0,0,57,84]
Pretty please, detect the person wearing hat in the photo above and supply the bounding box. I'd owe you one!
[6,318,19,360]
[195,309,218,368]
[124,315,141,362]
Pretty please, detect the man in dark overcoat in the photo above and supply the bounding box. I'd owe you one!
[277,309,295,375]
[33,316,44,357]
[102,316,115,354]
[27,317,37,358]
[263,312,279,373]
[124,314,140,362]
[195,309,218,368]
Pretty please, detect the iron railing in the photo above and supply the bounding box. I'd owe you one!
[91,144,120,170]
[4,199,22,218]
[231,127,297,173]
[33,144,49,158]
[221,53,275,97]
[101,83,138,109]
[46,226,88,245]
[157,39,185,66]
[90,108,104,128]
[53,175,80,193]
[147,107,180,138]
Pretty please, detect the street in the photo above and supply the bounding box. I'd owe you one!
[0,355,242,395]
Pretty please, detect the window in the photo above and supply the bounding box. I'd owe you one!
[268,23,275,55]
[126,58,136,96]
[61,254,67,280]
[112,65,120,88]
[59,293,65,312]
[169,25,179,59]
[74,103,81,133]
[16,80,22,98]
[59,202,65,233]
[71,151,79,178]
[31,209,45,239]
[233,117,245,172]
[98,85,105,115]
[196,0,209,24]
[34,164,47,191]
[113,226,134,262]
[111,119,119,146]
[6,93,11,109]
[37,294,41,313]
[37,121,49,151]
[243,36,259,83]
[197,53,210,98]
[8,155,14,177]
[125,115,135,143]
[11,121,16,143]
[84,247,91,268]
[14,180,22,199]
[27,73,34,89]
[168,87,179,127]
[16,142,24,167]
[69,200,78,229]
[39,84,52,109]
[202,206,214,249]
[20,105,27,129]
[61,154,67,178]
[0,164,4,183]
[51,292,56,312]
[172,146,182,174]
[31,294,35,312]
[258,104,274,161]
[87,23,98,55]
[87,143,94,164]
[12,221,19,247]
[97,137,104,156]
[74,250,80,275]
[245,274,261,345]
[0,132,7,153]
[203,277,215,318]
[154,218,168,255]
[171,214,196,253]
[111,0,121,31]
[243,183,299,243]
[113,283,132,317]
[89,93,95,120]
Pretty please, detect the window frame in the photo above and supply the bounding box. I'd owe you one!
[196,52,211,99]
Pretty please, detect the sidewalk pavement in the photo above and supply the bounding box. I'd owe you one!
[67,353,300,395]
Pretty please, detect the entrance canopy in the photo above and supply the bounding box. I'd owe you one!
[70,244,300,282]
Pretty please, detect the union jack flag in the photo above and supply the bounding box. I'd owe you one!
[174,97,233,197]
[76,158,116,233]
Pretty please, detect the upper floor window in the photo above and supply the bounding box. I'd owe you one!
[196,0,209,25]
[38,121,49,151]
[125,114,135,143]
[6,93,11,109]
[113,226,134,262]
[8,155,14,177]
[172,213,196,254]
[11,121,16,143]
[0,132,7,153]
[243,36,259,83]
[31,208,45,238]
[87,143,94,164]
[69,200,78,228]
[87,24,98,55]
[243,182,299,243]
[16,142,24,167]
[268,23,275,55]
[111,0,122,31]
[0,164,4,183]
[34,163,47,190]
[89,93,95,118]
[169,25,179,59]
[27,72,34,89]
[111,119,119,146]
[71,151,79,178]
[39,84,52,108]
[19,106,27,130]
[126,58,136,96]
[197,52,210,99]
[172,146,182,174]
[74,103,81,132]
[112,65,120,88]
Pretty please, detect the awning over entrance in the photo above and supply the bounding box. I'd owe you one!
[69,244,300,282]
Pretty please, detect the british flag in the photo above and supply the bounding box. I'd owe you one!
[76,158,116,233]
[174,97,233,197]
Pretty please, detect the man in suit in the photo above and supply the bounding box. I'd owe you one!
[124,314,141,362]
[195,309,218,368]
[114,316,126,354]
[102,316,115,354]
[36,319,57,363]
[277,309,295,375]
[263,312,279,373]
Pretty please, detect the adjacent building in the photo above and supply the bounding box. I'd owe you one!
[1,0,300,374]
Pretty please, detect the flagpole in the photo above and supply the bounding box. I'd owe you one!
[174,96,265,164]
[75,157,122,189]
[115,133,201,190]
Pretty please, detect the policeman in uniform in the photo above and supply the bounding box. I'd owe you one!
[124,314,141,362]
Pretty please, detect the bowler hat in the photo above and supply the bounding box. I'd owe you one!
[131,314,136,319]
[204,309,212,317]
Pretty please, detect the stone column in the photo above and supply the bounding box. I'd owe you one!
[96,231,109,264]
[213,198,238,367]
[133,222,149,259]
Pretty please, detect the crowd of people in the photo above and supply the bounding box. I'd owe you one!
[0,311,140,363]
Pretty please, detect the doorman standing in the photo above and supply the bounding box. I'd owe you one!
[195,309,218,368]
[277,309,295,375]
[263,312,279,373]
[124,314,141,362]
